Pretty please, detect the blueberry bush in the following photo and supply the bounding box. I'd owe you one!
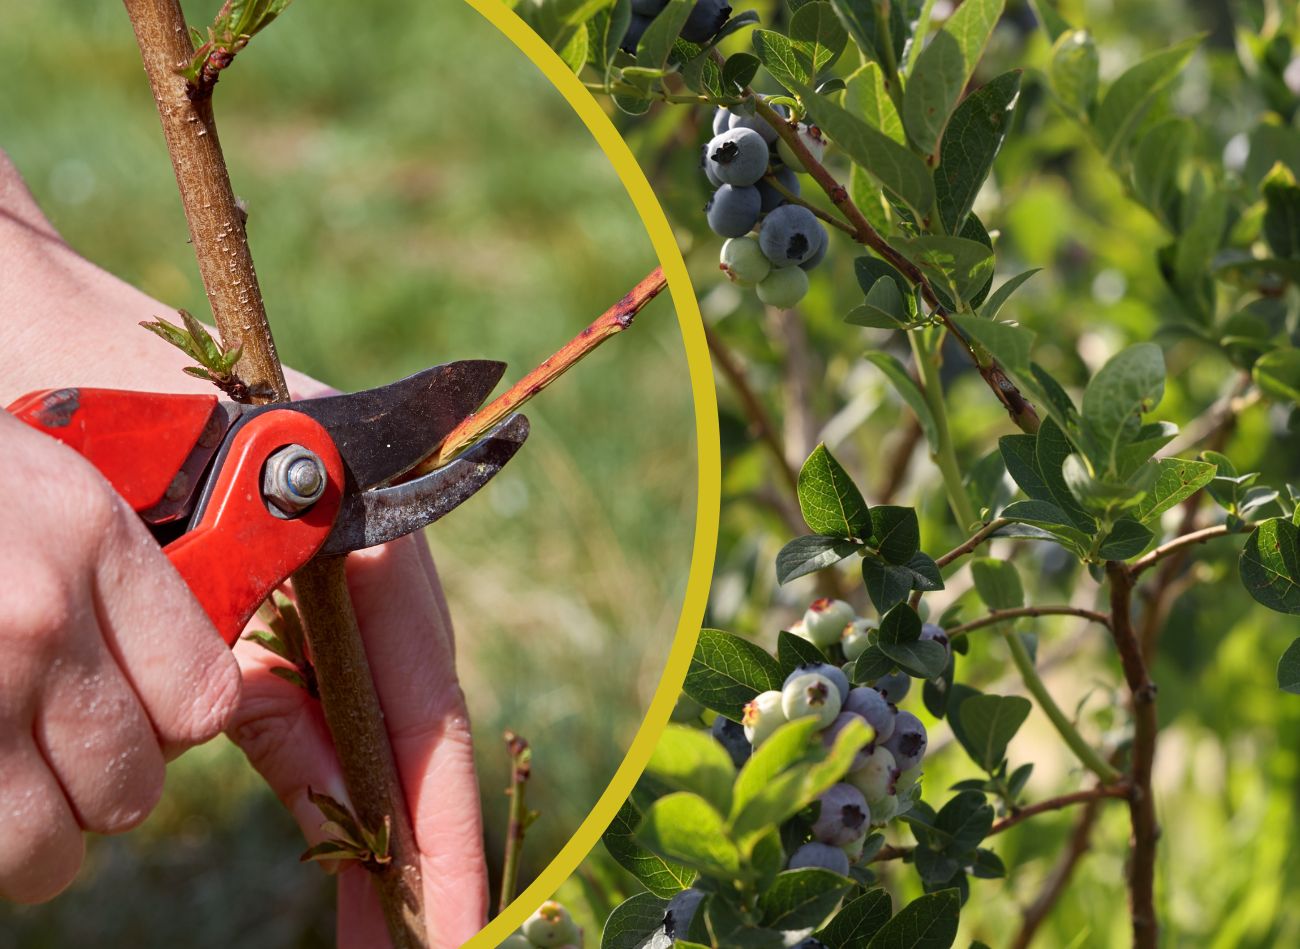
[517,0,1300,945]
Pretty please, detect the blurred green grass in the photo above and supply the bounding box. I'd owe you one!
[0,1,697,945]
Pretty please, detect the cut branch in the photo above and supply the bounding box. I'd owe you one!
[498,731,535,915]
[420,267,667,471]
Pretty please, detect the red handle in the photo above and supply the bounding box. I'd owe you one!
[162,410,343,644]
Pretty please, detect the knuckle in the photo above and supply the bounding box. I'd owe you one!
[167,653,243,748]
[92,755,165,835]
[0,560,74,654]
[0,814,83,905]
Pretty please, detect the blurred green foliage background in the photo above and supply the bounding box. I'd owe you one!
[0,1,698,945]
[553,0,1300,946]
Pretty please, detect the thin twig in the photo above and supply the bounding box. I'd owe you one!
[988,782,1131,837]
[419,268,667,471]
[1012,795,1105,949]
[498,731,534,915]
[1106,562,1159,949]
[935,518,1012,568]
[946,605,1112,640]
[761,173,857,236]
[1129,523,1246,578]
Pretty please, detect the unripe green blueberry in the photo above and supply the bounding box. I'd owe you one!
[756,265,809,309]
[788,841,850,875]
[811,782,870,846]
[843,686,895,744]
[781,672,842,727]
[868,793,899,824]
[840,617,878,661]
[777,122,827,171]
[784,662,849,703]
[846,744,899,805]
[500,935,534,949]
[871,669,911,704]
[705,127,770,187]
[742,690,787,747]
[522,901,580,947]
[919,623,952,663]
[882,710,927,771]
[720,236,771,286]
[802,598,855,647]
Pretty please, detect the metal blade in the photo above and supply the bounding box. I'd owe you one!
[318,414,529,556]
[292,360,506,490]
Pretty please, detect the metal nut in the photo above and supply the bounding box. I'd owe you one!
[263,445,326,515]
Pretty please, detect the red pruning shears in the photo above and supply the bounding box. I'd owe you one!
[5,361,527,644]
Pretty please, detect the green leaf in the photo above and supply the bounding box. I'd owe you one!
[722,52,761,92]
[891,236,995,306]
[1098,518,1154,560]
[1048,28,1098,117]
[969,558,1023,610]
[684,629,784,721]
[1253,348,1300,405]
[637,792,742,877]
[602,800,698,898]
[1028,0,1071,41]
[731,718,824,829]
[1132,458,1217,524]
[1080,343,1166,479]
[849,275,913,328]
[558,25,589,73]
[637,0,694,72]
[845,62,905,143]
[950,315,1035,379]
[789,2,849,76]
[957,694,1031,770]
[778,630,829,675]
[1240,518,1300,614]
[906,552,945,592]
[862,558,913,614]
[998,500,1092,553]
[758,868,853,930]
[1278,639,1300,694]
[1262,162,1300,260]
[1035,418,1095,530]
[589,0,632,80]
[1132,118,1198,229]
[934,789,995,852]
[602,892,671,949]
[647,725,736,815]
[979,270,1039,324]
[791,79,936,220]
[865,888,961,948]
[999,434,1051,502]
[935,70,1021,234]
[878,603,947,678]
[777,535,861,584]
[902,0,1005,157]
[865,352,939,447]
[753,29,809,92]
[870,505,921,565]
[816,888,893,947]
[799,444,873,539]
[828,0,902,69]
[1093,36,1201,159]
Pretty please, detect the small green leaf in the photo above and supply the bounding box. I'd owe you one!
[789,2,849,76]
[865,352,940,448]
[828,0,902,69]
[1098,518,1154,560]
[602,892,671,949]
[799,444,873,539]
[901,0,1005,157]
[865,888,961,948]
[758,868,853,930]
[980,269,1041,321]
[1035,418,1096,530]
[870,505,921,565]
[1132,458,1217,524]
[1253,348,1300,405]
[950,315,1035,379]
[602,800,698,898]
[684,629,785,721]
[935,70,1021,234]
[637,0,694,72]
[958,694,1032,771]
[778,630,829,675]
[816,888,893,947]
[1278,639,1300,694]
[753,29,809,92]
[777,535,861,584]
[862,558,913,614]
[845,62,905,143]
[590,0,632,80]
[1049,29,1098,117]
[934,789,995,852]
[637,792,742,877]
[1093,36,1201,159]
[722,51,760,91]
[878,603,947,678]
[1080,343,1166,479]
[647,725,736,815]
[891,236,995,307]
[1262,161,1300,260]
[1240,518,1300,614]
[970,558,1023,610]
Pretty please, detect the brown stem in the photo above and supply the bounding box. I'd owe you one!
[419,267,667,471]
[123,2,424,943]
[752,99,1041,435]
[1129,523,1245,578]
[987,782,1131,837]
[946,605,1112,640]
[498,731,534,915]
[1012,795,1105,949]
[934,517,1012,568]
[1106,562,1159,949]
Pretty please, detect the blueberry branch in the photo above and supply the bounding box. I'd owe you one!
[751,97,1042,435]
[945,605,1112,640]
[1128,522,1248,578]
[932,517,1013,568]
[908,328,978,529]
[1011,793,1106,949]
[499,731,536,915]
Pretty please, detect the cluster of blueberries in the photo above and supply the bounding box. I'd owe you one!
[502,901,582,948]
[703,104,830,309]
[713,598,948,878]
[619,0,733,53]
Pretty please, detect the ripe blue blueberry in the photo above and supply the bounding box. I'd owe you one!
[847,744,899,805]
[788,841,851,876]
[720,236,771,286]
[821,711,873,769]
[701,144,723,188]
[757,266,809,308]
[784,662,849,703]
[760,204,822,268]
[756,164,800,214]
[742,690,787,747]
[705,184,761,237]
[872,669,911,704]
[781,671,843,727]
[664,887,706,940]
[843,686,896,743]
[920,623,952,663]
[619,14,653,54]
[728,105,785,145]
[800,221,829,271]
[712,106,731,136]
[522,901,581,947]
[840,617,877,661]
[705,127,770,186]
[711,713,752,768]
[811,782,870,846]
[883,710,927,771]
[681,0,732,43]
[802,597,855,647]
[631,0,668,14]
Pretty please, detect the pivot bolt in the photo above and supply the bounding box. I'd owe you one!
[263,445,326,515]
